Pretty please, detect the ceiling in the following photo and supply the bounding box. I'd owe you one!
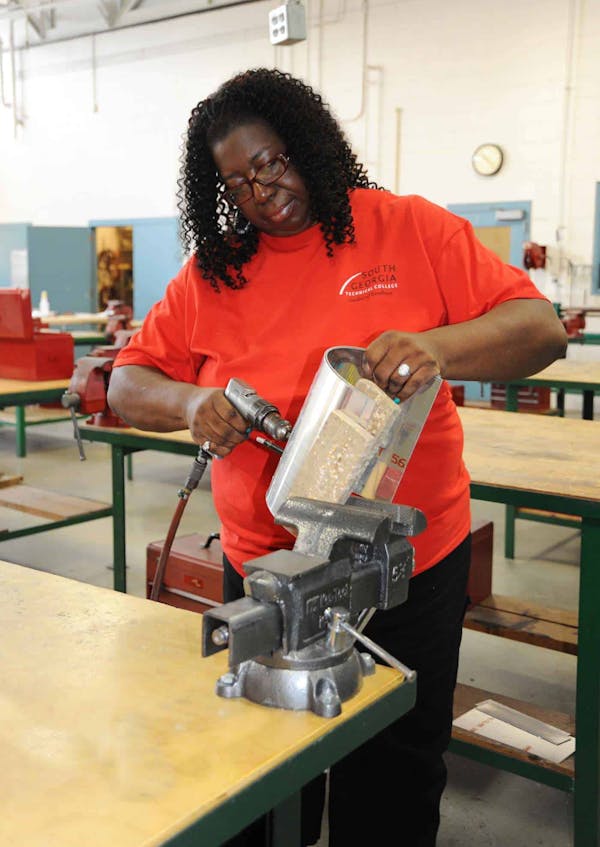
[0,0,260,48]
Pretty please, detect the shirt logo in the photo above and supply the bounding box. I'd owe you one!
[339,264,399,300]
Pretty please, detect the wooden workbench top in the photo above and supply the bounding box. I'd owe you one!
[0,377,70,394]
[69,329,107,339]
[459,406,600,501]
[0,561,406,847]
[42,312,111,326]
[42,313,143,328]
[516,359,600,385]
[80,424,196,444]
[84,407,600,503]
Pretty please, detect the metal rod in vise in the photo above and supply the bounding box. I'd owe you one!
[61,392,86,460]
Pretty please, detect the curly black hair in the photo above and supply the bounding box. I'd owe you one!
[176,67,381,291]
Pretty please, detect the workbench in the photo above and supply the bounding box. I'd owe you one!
[43,312,143,329]
[0,386,112,550]
[455,407,599,847]
[489,359,599,557]
[500,359,600,420]
[70,329,107,347]
[0,560,415,847]
[79,424,199,592]
[79,408,600,846]
[568,333,600,346]
[0,480,111,546]
[42,312,113,327]
[0,388,112,545]
[0,376,71,457]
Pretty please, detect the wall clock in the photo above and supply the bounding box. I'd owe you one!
[472,143,504,176]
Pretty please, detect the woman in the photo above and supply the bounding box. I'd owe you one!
[108,68,567,846]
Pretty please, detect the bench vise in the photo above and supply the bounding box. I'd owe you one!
[202,496,425,717]
[61,332,136,459]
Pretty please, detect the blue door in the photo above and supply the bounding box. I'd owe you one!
[132,218,183,319]
[447,201,531,267]
[447,201,532,400]
[28,226,95,315]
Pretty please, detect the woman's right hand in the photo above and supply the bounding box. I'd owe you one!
[185,388,249,458]
[108,366,250,456]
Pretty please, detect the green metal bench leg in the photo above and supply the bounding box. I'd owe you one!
[504,504,516,558]
[127,453,133,481]
[573,516,600,846]
[15,406,26,458]
[505,384,519,412]
[111,445,127,593]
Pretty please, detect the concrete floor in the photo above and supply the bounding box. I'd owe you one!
[0,417,579,846]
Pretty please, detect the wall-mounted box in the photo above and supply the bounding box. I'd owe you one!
[268,2,306,45]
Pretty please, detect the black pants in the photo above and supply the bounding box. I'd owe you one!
[222,533,472,847]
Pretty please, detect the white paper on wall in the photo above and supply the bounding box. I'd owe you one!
[10,250,29,289]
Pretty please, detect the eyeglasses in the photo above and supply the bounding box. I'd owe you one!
[224,153,289,206]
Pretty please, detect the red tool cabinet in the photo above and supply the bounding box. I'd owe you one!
[491,384,551,412]
[468,519,494,608]
[146,532,223,613]
[0,289,73,380]
[147,522,493,614]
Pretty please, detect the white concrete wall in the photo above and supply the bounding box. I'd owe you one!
[0,0,599,302]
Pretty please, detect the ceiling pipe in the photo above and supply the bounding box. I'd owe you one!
[9,19,24,136]
[0,0,77,18]
[336,0,367,122]
[98,0,144,29]
[1,0,264,50]
[555,0,582,297]
[0,35,12,105]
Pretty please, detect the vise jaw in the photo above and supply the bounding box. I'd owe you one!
[202,498,425,717]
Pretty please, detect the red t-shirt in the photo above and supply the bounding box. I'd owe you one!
[114,191,547,576]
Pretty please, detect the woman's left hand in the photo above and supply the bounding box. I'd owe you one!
[361,330,443,400]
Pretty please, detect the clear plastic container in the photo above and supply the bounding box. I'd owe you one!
[266,346,441,518]
[38,290,51,317]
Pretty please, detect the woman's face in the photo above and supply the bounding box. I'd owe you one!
[211,121,313,237]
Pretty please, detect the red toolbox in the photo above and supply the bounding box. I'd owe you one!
[147,524,493,614]
[491,384,551,412]
[0,288,74,380]
[146,532,223,613]
[467,519,494,608]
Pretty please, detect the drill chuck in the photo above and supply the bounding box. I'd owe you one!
[225,378,292,442]
[256,409,292,441]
